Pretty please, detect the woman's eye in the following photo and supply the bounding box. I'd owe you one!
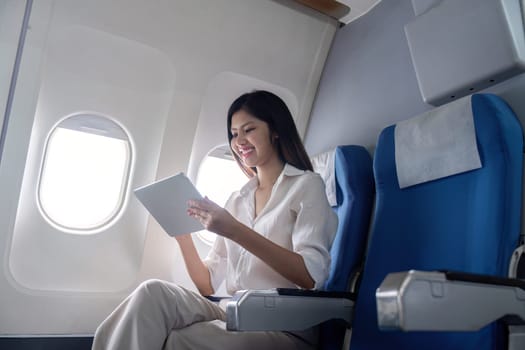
[231,133,238,138]
[245,128,255,133]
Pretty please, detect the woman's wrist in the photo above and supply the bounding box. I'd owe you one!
[175,233,193,244]
[226,221,250,243]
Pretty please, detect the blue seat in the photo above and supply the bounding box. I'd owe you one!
[349,94,523,350]
[320,145,374,350]
[324,145,375,292]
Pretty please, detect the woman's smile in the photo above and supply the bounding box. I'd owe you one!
[230,110,279,168]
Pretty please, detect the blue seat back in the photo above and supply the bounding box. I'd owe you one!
[324,145,374,292]
[350,94,523,350]
[320,145,375,350]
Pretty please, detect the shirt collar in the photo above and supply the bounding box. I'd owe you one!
[282,163,305,177]
[239,163,305,196]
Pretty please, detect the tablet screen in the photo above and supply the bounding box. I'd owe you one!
[134,173,203,236]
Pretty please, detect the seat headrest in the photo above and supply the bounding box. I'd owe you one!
[311,149,337,206]
[394,95,481,189]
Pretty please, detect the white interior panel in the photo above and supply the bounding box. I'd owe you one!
[405,0,525,105]
[8,25,174,292]
[339,0,382,23]
[0,0,337,335]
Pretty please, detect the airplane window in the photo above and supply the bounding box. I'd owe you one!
[38,114,132,233]
[195,145,248,245]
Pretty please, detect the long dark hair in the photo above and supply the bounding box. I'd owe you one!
[227,90,313,177]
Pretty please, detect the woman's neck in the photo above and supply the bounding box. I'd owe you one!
[256,158,285,190]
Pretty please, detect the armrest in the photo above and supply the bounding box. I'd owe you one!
[376,270,525,331]
[226,288,354,331]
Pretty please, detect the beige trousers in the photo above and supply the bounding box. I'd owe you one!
[92,279,316,350]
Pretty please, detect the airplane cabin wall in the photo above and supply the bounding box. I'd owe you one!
[0,0,337,335]
[305,0,525,155]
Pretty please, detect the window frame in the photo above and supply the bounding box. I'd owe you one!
[36,113,133,234]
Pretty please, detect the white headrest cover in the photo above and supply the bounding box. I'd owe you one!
[394,95,481,189]
[311,148,337,206]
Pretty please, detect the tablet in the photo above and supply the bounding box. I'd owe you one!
[134,173,204,236]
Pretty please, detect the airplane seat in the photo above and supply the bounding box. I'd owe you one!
[315,145,375,293]
[316,145,375,350]
[350,93,523,350]
[225,145,375,346]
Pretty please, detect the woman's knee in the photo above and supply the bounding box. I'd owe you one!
[137,279,167,292]
[132,279,181,307]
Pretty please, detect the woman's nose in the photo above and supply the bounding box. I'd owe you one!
[236,133,246,144]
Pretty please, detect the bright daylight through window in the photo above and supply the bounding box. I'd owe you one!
[195,145,248,245]
[38,114,132,233]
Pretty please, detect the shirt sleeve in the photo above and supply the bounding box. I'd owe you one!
[292,174,338,289]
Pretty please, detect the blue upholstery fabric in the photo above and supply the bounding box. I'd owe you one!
[349,94,523,350]
[320,145,375,350]
[324,145,375,292]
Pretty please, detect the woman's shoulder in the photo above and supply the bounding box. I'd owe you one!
[285,169,334,211]
[284,167,326,194]
[289,167,324,184]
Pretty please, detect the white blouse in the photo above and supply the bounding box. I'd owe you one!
[204,163,338,295]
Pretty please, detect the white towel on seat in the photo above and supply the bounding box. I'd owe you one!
[311,149,337,206]
[394,95,481,189]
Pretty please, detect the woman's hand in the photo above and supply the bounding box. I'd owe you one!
[187,197,239,238]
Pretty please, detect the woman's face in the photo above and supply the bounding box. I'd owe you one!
[230,110,279,169]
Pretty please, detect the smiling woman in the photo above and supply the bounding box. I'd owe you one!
[91,90,338,350]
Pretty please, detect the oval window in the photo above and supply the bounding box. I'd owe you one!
[38,114,132,233]
[195,145,248,245]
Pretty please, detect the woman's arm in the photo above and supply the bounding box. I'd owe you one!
[188,198,315,289]
[175,234,214,296]
[230,222,315,289]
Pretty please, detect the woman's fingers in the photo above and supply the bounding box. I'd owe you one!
[186,197,237,238]
[187,207,207,220]
[187,199,213,228]
[188,198,209,210]
[188,197,219,216]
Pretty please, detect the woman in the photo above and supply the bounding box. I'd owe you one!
[92,90,338,350]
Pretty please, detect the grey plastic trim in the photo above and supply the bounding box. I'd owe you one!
[0,0,32,166]
[376,270,525,331]
[226,289,353,331]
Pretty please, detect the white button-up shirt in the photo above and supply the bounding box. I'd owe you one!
[204,163,338,295]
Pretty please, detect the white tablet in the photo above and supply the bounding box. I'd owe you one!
[134,173,204,236]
